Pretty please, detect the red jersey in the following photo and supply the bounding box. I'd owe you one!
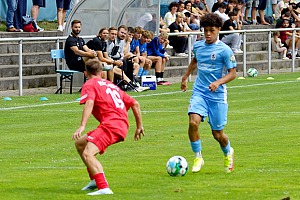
[279,28,291,43]
[80,78,136,137]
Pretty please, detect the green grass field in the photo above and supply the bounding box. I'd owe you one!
[1,72,300,200]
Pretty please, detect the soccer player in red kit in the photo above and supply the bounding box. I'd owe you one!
[72,59,145,196]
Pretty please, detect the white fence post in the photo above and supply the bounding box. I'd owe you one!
[18,40,23,96]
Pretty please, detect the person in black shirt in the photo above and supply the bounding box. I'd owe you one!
[86,27,115,81]
[64,19,97,72]
[168,12,188,56]
[220,11,243,54]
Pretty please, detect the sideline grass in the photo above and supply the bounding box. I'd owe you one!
[1,72,300,199]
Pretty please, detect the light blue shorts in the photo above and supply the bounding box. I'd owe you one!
[188,94,228,130]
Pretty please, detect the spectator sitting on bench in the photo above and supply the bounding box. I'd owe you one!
[147,31,171,85]
[136,30,154,77]
[64,19,97,72]
[106,26,149,92]
[86,27,115,81]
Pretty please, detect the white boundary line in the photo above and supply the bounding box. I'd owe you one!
[1,80,299,111]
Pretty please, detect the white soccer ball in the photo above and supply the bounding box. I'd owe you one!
[166,156,188,177]
[247,68,258,77]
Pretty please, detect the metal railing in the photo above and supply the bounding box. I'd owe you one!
[0,27,299,96]
[168,27,300,77]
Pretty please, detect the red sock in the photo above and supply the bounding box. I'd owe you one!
[86,168,93,180]
[93,172,109,189]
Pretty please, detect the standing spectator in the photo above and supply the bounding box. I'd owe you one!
[56,0,71,31]
[64,20,97,72]
[244,0,259,24]
[30,0,45,31]
[257,0,270,25]
[72,59,145,196]
[181,13,236,174]
[66,0,79,21]
[6,0,26,32]
[163,2,178,28]
[220,11,243,53]
[147,31,171,85]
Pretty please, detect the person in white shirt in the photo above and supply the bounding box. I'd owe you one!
[275,0,290,20]
[214,2,230,22]
[163,2,178,28]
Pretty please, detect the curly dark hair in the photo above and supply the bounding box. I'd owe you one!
[200,13,223,28]
[168,2,178,11]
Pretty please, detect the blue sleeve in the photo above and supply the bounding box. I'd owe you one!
[223,45,236,70]
[148,37,165,58]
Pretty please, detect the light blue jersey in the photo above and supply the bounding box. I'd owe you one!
[192,39,236,103]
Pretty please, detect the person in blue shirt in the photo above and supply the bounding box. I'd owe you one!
[136,30,153,77]
[147,31,171,85]
[181,13,236,173]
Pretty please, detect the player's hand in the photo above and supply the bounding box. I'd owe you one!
[181,79,187,92]
[134,127,144,141]
[72,125,85,141]
[209,82,219,92]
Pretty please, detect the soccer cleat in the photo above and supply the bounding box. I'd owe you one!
[81,179,97,191]
[157,81,172,86]
[192,157,204,173]
[224,147,234,173]
[87,188,113,196]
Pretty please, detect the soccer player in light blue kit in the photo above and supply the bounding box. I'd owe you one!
[181,13,236,173]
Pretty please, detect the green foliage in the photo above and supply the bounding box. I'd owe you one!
[0,21,57,31]
[1,72,300,199]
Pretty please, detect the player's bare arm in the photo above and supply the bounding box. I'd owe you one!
[181,58,197,92]
[72,99,94,141]
[131,101,144,141]
[70,46,96,58]
[209,68,236,92]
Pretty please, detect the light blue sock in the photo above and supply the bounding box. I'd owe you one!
[221,140,231,156]
[138,68,143,76]
[142,70,149,76]
[191,140,201,153]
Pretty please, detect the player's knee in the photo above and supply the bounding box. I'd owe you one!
[212,130,223,141]
[82,149,93,162]
[189,120,199,129]
[75,139,85,152]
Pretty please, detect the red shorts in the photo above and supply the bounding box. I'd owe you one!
[86,124,127,154]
